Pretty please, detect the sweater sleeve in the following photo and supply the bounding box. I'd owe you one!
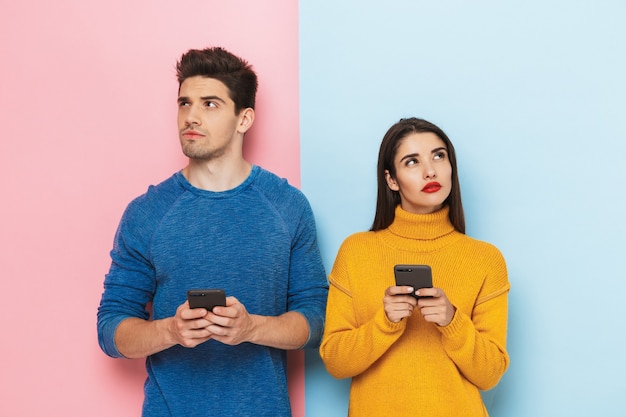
[283,192,329,349]
[436,247,510,390]
[319,243,406,379]
[96,199,157,358]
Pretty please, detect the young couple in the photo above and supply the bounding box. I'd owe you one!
[97,47,509,417]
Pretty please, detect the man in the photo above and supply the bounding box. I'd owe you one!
[97,47,328,417]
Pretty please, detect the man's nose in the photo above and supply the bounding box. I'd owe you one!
[185,105,201,126]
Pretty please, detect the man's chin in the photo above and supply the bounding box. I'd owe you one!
[182,147,221,161]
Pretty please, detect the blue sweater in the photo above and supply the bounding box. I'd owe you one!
[97,166,328,417]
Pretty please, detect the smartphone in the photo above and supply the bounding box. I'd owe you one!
[187,289,226,312]
[394,264,433,299]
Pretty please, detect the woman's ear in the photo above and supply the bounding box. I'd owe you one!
[385,170,399,191]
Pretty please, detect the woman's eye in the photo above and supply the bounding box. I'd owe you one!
[405,158,418,166]
[434,151,446,160]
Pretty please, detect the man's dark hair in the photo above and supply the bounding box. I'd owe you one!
[176,47,258,114]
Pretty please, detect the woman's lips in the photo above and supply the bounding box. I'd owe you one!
[422,182,442,193]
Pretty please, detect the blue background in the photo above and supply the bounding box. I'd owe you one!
[300,1,626,416]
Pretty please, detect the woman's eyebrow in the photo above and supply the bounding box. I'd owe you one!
[399,153,419,163]
[399,147,447,162]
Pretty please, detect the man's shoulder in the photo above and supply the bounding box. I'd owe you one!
[252,166,308,203]
[124,172,184,218]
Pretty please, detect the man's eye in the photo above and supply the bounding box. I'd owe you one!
[205,101,217,108]
[179,101,189,107]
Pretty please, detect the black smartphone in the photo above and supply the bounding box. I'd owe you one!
[187,289,226,312]
[394,264,433,299]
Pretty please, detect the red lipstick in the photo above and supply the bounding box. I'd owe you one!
[422,182,442,193]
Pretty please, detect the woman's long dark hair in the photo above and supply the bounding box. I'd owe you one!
[370,117,465,233]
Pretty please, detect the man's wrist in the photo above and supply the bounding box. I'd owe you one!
[246,314,262,345]
[159,316,178,346]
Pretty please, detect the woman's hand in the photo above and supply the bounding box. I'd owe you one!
[383,286,418,323]
[415,287,456,327]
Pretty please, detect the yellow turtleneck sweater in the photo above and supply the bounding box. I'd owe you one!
[320,206,510,417]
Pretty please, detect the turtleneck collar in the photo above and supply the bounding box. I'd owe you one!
[378,205,462,253]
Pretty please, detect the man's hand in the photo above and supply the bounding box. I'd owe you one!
[383,286,418,323]
[169,301,215,348]
[114,300,217,358]
[204,296,256,345]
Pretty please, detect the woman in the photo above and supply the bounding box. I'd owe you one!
[320,118,510,416]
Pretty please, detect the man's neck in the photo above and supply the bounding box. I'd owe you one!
[182,158,252,192]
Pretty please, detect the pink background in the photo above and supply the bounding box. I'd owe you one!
[0,1,303,415]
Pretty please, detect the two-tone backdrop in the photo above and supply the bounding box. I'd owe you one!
[1,1,625,416]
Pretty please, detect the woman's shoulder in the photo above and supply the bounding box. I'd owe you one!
[334,231,382,258]
[341,230,378,245]
[456,234,508,283]
[459,233,504,255]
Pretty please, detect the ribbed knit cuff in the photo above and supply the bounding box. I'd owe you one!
[435,307,468,344]
[377,307,408,334]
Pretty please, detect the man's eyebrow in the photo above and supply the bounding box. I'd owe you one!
[200,95,226,103]
[177,95,227,104]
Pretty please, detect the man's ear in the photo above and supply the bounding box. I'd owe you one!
[238,108,255,134]
[385,170,399,191]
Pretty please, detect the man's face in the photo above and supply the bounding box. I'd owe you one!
[177,76,245,161]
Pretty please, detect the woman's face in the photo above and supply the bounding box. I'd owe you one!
[385,132,452,214]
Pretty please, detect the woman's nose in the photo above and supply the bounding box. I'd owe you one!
[424,164,437,179]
